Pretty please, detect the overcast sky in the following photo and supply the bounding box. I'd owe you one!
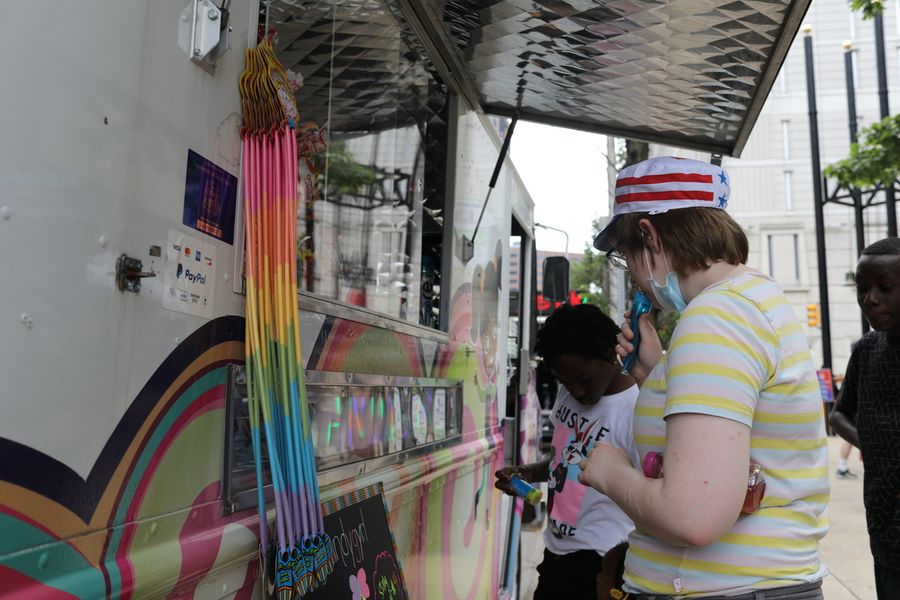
[509,121,610,254]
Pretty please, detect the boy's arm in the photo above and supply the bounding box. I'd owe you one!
[830,408,859,448]
[830,350,861,448]
[495,458,552,496]
[523,458,552,482]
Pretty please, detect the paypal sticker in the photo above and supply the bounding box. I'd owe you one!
[164,229,216,318]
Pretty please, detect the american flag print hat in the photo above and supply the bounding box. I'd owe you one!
[593,156,730,251]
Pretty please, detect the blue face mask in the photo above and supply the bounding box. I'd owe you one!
[643,245,687,313]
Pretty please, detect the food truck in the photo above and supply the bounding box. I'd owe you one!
[0,0,811,597]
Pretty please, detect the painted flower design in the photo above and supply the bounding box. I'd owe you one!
[349,568,370,600]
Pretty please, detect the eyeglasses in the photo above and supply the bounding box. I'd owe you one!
[606,248,628,270]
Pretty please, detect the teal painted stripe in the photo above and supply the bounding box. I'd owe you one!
[103,367,226,595]
[0,513,105,598]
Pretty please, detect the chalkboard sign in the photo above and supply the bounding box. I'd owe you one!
[305,483,408,600]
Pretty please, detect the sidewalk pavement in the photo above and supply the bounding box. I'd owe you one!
[520,436,874,599]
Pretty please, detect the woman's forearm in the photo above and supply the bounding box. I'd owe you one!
[600,461,743,547]
[583,414,748,547]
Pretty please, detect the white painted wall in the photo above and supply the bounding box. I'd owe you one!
[0,0,256,476]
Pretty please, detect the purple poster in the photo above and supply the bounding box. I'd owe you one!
[183,149,237,244]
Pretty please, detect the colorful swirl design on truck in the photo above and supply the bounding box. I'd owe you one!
[0,287,508,599]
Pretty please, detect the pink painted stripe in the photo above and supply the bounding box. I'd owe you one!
[0,566,79,600]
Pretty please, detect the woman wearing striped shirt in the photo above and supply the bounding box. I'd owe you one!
[584,156,829,599]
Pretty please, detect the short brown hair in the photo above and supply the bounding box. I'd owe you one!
[611,207,748,276]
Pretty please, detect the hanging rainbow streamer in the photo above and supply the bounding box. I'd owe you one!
[240,38,336,598]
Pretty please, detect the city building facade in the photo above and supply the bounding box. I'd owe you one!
[636,0,900,375]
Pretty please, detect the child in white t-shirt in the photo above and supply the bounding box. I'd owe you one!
[495,303,638,600]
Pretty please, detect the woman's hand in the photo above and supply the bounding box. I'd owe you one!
[616,309,663,385]
[494,465,531,496]
[577,442,633,495]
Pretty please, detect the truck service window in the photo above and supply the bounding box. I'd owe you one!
[263,0,451,331]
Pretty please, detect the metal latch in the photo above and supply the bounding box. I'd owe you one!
[116,254,156,293]
[178,0,231,69]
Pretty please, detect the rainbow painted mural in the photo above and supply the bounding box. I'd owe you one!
[0,275,513,599]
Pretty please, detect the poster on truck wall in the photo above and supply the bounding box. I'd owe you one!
[163,229,217,318]
[182,149,238,244]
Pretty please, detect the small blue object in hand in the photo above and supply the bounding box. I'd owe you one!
[622,290,652,373]
[510,476,543,505]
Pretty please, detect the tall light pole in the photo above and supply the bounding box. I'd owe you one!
[534,222,569,255]
[803,24,832,370]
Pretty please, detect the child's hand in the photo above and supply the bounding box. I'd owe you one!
[494,465,531,496]
[616,309,662,384]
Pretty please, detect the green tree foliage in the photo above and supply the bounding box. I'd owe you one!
[824,114,900,189]
[653,310,680,351]
[312,142,377,195]
[849,0,884,19]
[570,243,611,314]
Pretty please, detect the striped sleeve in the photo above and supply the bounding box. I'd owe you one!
[663,290,777,426]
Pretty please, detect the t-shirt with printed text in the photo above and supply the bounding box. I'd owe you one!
[545,384,640,555]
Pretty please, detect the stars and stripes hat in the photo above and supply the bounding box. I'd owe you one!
[593,156,731,251]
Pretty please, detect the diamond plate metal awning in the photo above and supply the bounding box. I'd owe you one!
[399,0,812,156]
[267,1,442,134]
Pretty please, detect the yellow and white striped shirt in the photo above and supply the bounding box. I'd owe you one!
[625,271,829,597]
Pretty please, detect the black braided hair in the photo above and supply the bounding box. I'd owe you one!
[535,303,620,361]
[862,237,900,256]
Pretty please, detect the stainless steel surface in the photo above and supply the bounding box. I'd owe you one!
[302,369,462,388]
[267,0,812,157]
[266,0,442,134]
[298,292,451,344]
[314,433,464,488]
[223,363,465,512]
[420,0,812,156]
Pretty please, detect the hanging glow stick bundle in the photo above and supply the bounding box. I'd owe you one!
[240,37,336,599]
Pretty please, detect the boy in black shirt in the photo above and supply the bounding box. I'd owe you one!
[831,237,900,599]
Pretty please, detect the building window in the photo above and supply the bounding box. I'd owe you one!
[781,120,791,160]
[784,171,794,211]
[766,232,801,286]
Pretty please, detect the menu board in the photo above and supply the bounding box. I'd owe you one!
[305,483,408,600]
